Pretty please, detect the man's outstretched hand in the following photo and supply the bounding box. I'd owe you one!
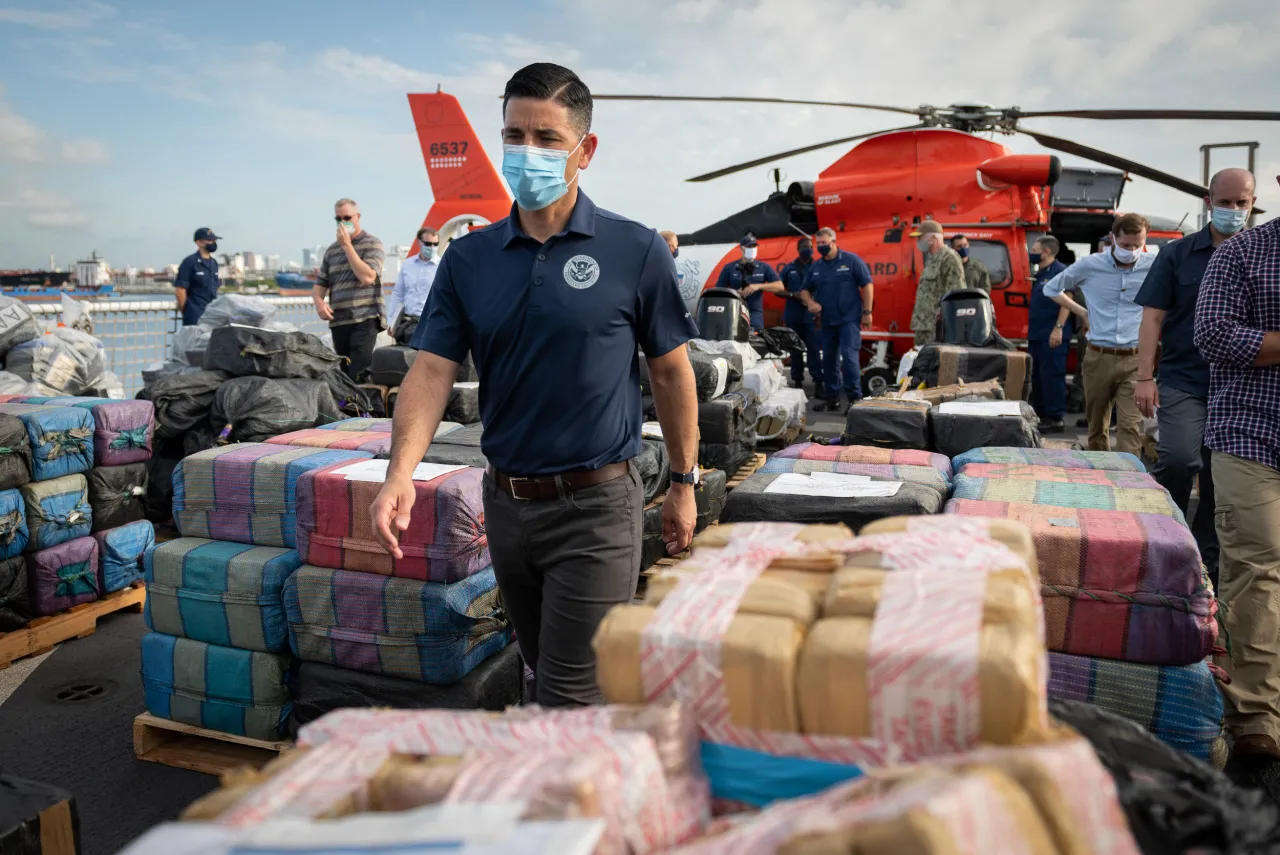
[371,474,417,559]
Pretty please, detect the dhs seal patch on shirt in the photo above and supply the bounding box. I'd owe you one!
[564,255,600,290]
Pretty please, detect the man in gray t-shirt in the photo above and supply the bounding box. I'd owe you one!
[314,197,385,381]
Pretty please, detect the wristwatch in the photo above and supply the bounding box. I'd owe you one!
[670,467,700,487]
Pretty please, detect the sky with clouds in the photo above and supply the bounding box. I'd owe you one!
[1,0,1278,270]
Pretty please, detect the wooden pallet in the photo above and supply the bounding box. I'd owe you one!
[758,423,804,450]
[726,453,767,490]
[0,584,146,670]
[133,713,292,777]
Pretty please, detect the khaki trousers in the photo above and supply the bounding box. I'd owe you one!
[1082,347,1142,455]
[1214,451,1280,743]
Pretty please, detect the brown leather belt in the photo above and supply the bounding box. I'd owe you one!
[490,462,629,501]
[1087,343,1139,356]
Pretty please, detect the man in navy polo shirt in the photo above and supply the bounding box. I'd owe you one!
[780,236,823,394]
[370,63,700,708]
[797,227,874,412]
[1136,168,1256,583]
[1027,235,1072,432]
[714,233,783,331]
[173,227,222,326]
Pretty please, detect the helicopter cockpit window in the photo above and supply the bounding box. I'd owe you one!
[883,228,903,244]
[966,240,1011,289]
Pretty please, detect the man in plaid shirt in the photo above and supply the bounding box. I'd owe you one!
[1194,176,1280,785]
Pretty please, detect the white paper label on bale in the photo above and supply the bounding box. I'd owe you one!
[712,357,729,399]
[764,474,901,497]
[937,401,1023,417]
[334,459,468,483]
[454,381,480,390]
[805,472,872,484]
[641,421,663,440]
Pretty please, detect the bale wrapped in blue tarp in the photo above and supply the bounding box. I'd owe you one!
[94,520,154,593]
[0,404,94,480]
[20,474,91,550]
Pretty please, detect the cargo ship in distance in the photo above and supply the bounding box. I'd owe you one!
[0,253,116,301]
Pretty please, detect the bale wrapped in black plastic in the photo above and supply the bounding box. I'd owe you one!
[640,468,729,570]
[370,346,417,388]
[446,382,481,425]
[87,462,148,532]
[698,439,755,476]
[322,368,377,418]
[183,425,219,458]
[391,312,419,346]
[0,295,38,359]
[929,399,1041,458]
[291,644,522,730]
[0,414,31,491]
[210,376,342,443]
[698,389,760,445]
[140,369,231,439]
[722,470,944,530]
[1049,698,1280,854]
[455,353,479,383]
[636,439,670,505]
[909,343,1031,401]
[417,422,488,467]
[357,385,389,418]
[0,554,29,631]
[145,455,180,524]
[689,351,743,402]
[841,398,931,450]
[203,325,342,379]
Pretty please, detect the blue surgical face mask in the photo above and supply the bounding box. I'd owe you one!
[419,245,436,261]
[1211,206,1250,235]
[501,135,586,211]
[955,246,969,259]
[798,248,813,262]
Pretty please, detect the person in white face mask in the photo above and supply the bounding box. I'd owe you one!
[1044,213,1155,455]
[1133,168,1256,585]
[389,226,441,344]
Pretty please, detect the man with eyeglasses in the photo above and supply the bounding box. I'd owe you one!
[315,197,386,381]
[389,227,440,345]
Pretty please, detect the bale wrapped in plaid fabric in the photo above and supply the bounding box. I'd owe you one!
[266,428,391,456]
[697,389,759,445]
[27,535,98,616]
[0,488,28,559]
[296,464,488,583]
[87,462,147,531]
[291,643,523,726]
[950,475,1188,525]
[282,565,512,684]
[1047,651,1223,760]
[947,498,1215,665]
[203,325,342,379]
[94,520,154,593]
[25,397,154,466]
[0,554,29,630]
[140,631,294,740]
[314,417,463,439]
[0,404,94,480]
[721,471,945,529]
[953,446,1147,473]
[144,537,302,652]
[760,457,951,496]
[0,413,32,490]
[910,343,1031,400]
[841,398,931,449]
[957,463,1162,489]
[929,400,1042,458]
[775,441,954,482]
[21,474,90,550]
[446,382,480,425]
[172,444,374,549]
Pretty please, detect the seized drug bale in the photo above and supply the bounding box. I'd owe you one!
[897,377,1005,405]
[320,368,380,419]
[722,471,944,530]
[689,351,743,402]
[86,462,147,531]
[761,457,951,496]
[369,346,417,388]
[930,400,1042,458]
[0,488,28,559]
[198,294,277,328]
[841,398,931,449]
[910,343,1031,401]
[0,555,29,630]
[145,455,179,525]
[636,439,670,505]
[775,441,953,482]
[0,295,38,358]
[0,404,94,480]
[953,446,1147,473]
[267,428,391,455]
[26,535,99,616]
[0,414,32,490]
[641,468,728,570]
[204,325,342,379]
[21,474,91,551]
[316,417,395,433]
[741,360,785,401]
[698,439,755,476]
[32,397,154,466]
[139,369,231,439]
[211,376,343,443]
[445,382,480,425]
[756,387,807,441]
[5,328,106,396]
[93,520,154,594]
[951,474,1188,525]
[144,537,302,652]
[698,389,759,445]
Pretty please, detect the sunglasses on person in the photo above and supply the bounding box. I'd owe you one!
[420,241,439,247]
[334,214,356,222]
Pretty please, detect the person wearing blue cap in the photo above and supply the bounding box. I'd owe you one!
[714,233,783,331]
[174,227,222,326]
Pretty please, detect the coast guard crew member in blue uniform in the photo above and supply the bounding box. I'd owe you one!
[174,227,222,326]
[1026,235,1072,432]
[371,62,700,708]
[714,233,782,331]
[780,236,823,394]
[798,227,874,412]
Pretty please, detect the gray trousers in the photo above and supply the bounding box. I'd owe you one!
[1153,383,1220,580]
[482,463,643,707]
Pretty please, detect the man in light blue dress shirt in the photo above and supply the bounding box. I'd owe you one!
[1044,213,1156,455]
[389,227,440,344]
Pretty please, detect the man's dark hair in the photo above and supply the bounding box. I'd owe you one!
[950,235,969,246]
[417,227,438,243]
[502,63,593,137]
[1035,235,1060,256]
[797,237,812,249]
[1112,212,1150,236]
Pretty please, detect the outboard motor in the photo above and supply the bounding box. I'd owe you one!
[695,287,752,343]
[939,288,1000,348]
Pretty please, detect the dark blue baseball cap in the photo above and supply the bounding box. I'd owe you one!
[193,227,223,241]
[739,233,758,247]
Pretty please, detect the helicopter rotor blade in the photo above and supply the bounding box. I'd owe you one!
[687,124,927,183]
[592,94,921,116]
[1019,128,1210,198]
[1016,108,1280,122]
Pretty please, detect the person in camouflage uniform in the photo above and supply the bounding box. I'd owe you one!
[951,234,991,293]
[910,220,965,346]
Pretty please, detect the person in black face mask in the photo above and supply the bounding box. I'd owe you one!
[660,230,679,258]
[950,235,991,293]
[173,227,223,326]
[797,227,874,411]
[714,233,783,330]
[779,237,823,394]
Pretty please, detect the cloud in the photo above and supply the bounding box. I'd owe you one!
[0,1,112,29]
[0,186,89,229]
[0,96,109,165]
[318,47,438,91]
[59,138,109,165]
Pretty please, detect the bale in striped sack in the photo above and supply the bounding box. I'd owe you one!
[266,428,391,456]
[775,441,954,481]
[144,537,302,652]
[1047,651,1223,760]
[26,397,154,466]
[27,535,98,615]
[172,444,374,548]
[282,565,512,684]
[950,474,1188,525]
[314,417,462,438]
[0,554,29,630]
[721,471,945,530]
[956,463,1162,489]
[0,487,29,559]
[87,462,148,532]
[0,413,32,490]
[760,458,951,496]
[21,474,91,550]
[953,446,1146,473]
[140,631,294,740]
[946,498,1215,665]
[0,404,94,480]
[94,520,154,593]
[296,465,487,583]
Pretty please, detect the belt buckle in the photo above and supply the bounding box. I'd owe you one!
[507,477,536,501]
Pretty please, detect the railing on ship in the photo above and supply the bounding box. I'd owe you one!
[27,297,332,398]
